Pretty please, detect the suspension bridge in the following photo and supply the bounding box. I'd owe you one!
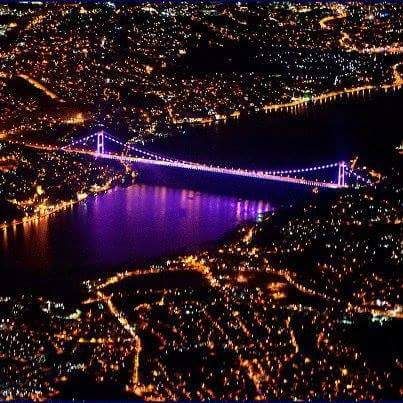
[10,130,372,189]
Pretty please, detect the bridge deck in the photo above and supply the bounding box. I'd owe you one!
[4,140,343,189]
[77,149,341,189]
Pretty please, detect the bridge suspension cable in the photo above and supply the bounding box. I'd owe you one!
[60,131,352,189]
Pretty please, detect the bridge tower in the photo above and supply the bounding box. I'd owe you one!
[96,130,105,155]
[338,161,346,187]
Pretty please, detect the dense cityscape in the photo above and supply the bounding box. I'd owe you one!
[0,1,402,222]
[0,1,402,400]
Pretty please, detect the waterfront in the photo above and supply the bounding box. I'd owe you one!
[0,89,401,292]
[146,89,402,171]
[0,183,271,290]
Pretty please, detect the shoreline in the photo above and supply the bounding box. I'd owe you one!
[172,81,402,126]
[0,89,400,295]
[1,83,401,232]
[0,180,119,232]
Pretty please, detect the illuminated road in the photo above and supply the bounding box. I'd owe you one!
[319,5,403,55]
[96,288,142,391]
[6,139,343,189]
[319,5,347,29]
[172,82,402,125]
[263,83,401,113]
[17,73,62,101]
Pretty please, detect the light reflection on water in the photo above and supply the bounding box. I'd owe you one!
[0,183,271,276]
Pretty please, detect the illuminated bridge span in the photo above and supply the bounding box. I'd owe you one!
[57,130,359,189]
[7,130,371,189]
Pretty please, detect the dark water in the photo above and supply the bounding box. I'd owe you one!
[0,90,401,292]
[146,90,402,171]
[0,184,271,290]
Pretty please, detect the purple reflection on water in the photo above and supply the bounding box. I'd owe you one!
[0,184,271,276]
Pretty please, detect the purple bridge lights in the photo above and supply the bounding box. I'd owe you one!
[338,160,346,187]
[96,130,105,155]
[61,130,366,190]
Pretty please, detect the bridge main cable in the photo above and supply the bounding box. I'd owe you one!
[102,133,341,177]
[60,132,345,189]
